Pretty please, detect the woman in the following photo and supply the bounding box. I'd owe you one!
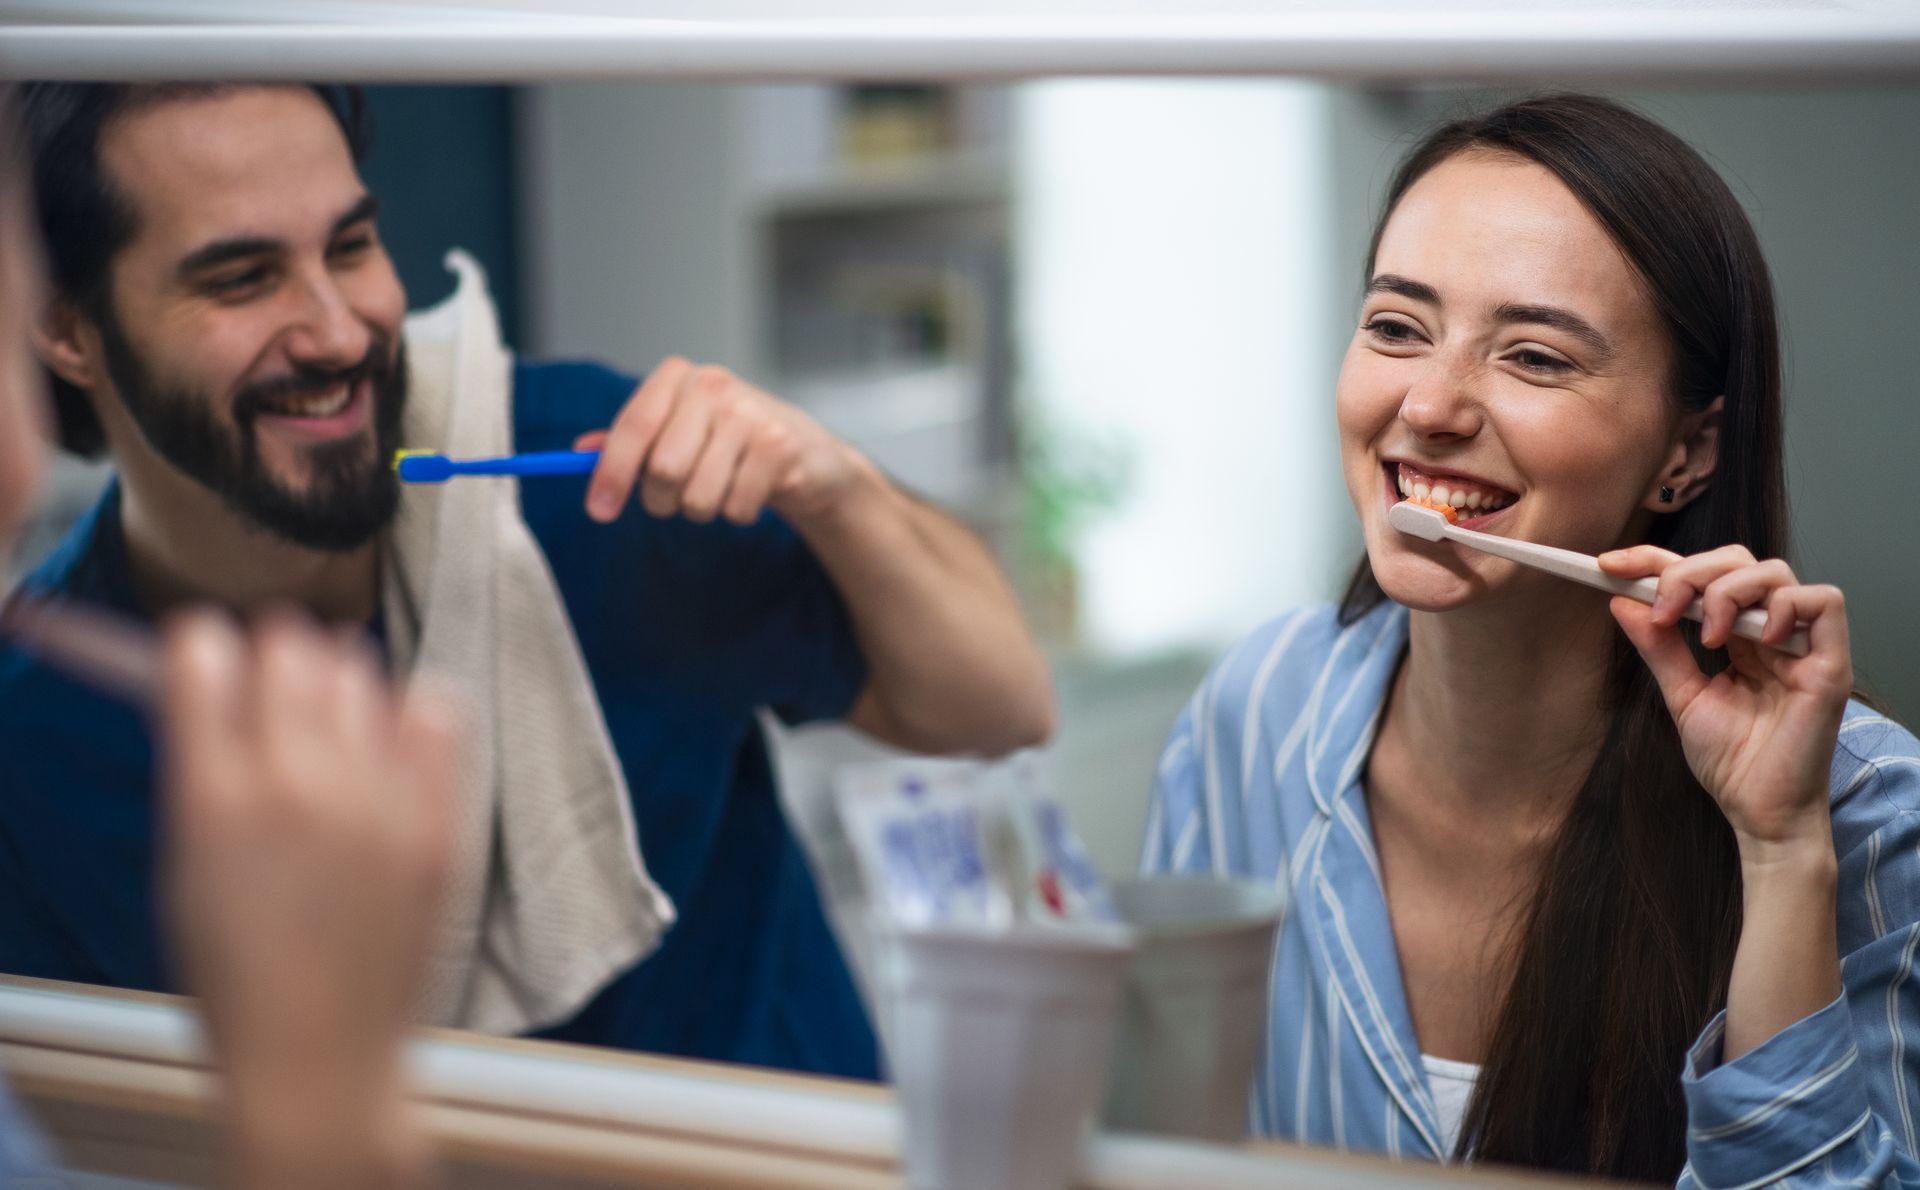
[1142,93,1920,1185]
[0,93,453,1188]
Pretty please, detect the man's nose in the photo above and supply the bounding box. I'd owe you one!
[279,271,371,369]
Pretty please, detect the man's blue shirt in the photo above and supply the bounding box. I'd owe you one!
[0,358,878,1080]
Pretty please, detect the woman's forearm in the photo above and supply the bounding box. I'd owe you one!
[1724,834,1843,1062]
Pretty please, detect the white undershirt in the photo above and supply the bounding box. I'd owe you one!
[1421,1053,1481,1157]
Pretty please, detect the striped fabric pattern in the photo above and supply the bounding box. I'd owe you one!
[1141,599,1920,1186]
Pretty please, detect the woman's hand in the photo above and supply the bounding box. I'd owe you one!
[158,610,457,1190]
[1597,544,1851,859]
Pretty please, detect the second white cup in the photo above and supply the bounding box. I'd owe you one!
[1102,875,1286,1141]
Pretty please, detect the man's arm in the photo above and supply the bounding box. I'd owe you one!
[577,356,1055,756]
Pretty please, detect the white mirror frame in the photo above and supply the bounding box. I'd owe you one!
[3,6,1919,83]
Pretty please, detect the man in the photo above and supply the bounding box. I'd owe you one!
[2,82,1054,1078]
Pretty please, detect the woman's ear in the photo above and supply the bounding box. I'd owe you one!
[34,299,100,394]
[1645,395,1723,512]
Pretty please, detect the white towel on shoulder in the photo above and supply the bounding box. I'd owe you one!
[383,251,674,1034]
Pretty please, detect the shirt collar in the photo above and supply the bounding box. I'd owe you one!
[13,478,142,620]
[1301,600,1453,1157]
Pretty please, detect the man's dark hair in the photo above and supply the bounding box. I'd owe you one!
[12,83,370,457]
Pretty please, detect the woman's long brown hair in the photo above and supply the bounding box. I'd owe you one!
[1339,94,1785,1180]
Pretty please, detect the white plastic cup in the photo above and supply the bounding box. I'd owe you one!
[878,923,1135,1190]
[1102,876,1286,1141]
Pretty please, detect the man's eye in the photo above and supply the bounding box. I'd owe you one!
[205,268,267,295]
[330,234,374,259]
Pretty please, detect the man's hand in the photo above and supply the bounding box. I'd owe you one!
[576,354,1054,756]
[579,357,869,528]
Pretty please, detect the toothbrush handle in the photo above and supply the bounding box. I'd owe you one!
[455,450,601,478]
[1443,526,1811,657]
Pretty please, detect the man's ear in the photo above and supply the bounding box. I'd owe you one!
[1645,395,1722,513]
[34,299,101,394]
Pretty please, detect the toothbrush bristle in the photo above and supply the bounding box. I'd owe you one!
[1388,500,1455,541]
[394,453,453,483]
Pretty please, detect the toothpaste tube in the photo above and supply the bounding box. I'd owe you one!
[1001,756,1120,926]
[836,760,1016,929]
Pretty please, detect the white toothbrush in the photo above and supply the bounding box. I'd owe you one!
[1387,501,1811,657]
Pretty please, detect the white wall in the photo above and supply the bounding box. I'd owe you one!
[518,82,754,374]
[1013,79,1349,660]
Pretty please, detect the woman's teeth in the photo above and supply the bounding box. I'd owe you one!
[1394,469,1514,514]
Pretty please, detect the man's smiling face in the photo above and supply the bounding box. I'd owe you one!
[83,86,410,552]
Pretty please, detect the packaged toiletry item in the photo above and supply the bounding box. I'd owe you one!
[834,752,1117,931]
[836,759,1017,929]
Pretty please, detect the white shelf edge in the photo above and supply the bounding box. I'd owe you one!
[752,152,1008,218]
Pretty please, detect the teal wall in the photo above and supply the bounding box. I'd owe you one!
[359,86,523,348]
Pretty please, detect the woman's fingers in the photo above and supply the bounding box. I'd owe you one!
[1761,583,1853,685]
[1599,544,1787,634]
[1603,541,1849,710]
[1643,544,1758,627]
[1697,558,1796,648]
[1595,543,1683,577]
[1610,595,1710,716]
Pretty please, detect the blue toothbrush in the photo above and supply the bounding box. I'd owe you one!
[393,449,601,484]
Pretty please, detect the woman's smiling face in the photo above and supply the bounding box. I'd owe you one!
[1338,149,1688,612]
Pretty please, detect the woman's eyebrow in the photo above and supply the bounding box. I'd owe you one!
[1366,273,1440,304]
[1493,301,1616,362]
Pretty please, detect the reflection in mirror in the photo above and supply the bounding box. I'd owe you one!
[4,76,1920,1186]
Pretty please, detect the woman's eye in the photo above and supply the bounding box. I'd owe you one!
[1363,317,1422,345]
[1511,348,1573,374]
[330,234,374,260]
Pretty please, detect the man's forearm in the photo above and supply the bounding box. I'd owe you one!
[790,454,1055,755]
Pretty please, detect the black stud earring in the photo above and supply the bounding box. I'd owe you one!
[1658,485,1676,504]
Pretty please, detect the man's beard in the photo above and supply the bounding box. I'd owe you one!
[97,307,407,554]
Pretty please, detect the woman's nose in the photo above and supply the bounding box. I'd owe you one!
[1397,356,1485,441]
